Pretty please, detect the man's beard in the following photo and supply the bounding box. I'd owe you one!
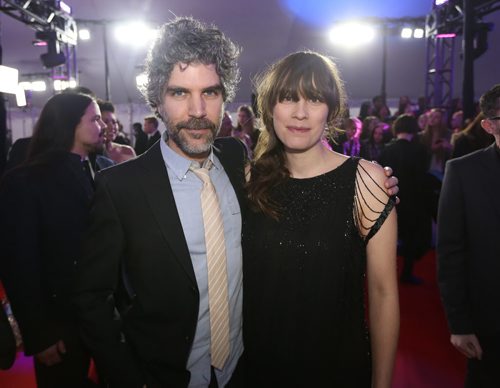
[88,137,105,154]
[166,116,220,156]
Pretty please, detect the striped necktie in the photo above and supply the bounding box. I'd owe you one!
[190,161,230,370]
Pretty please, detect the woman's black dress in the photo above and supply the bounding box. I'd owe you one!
[242,158,394,387]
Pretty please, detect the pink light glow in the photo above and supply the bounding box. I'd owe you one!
[436,33,456,38]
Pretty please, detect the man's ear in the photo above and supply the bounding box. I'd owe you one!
[480,119,493,135]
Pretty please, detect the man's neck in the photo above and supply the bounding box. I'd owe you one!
[70,148,88,160]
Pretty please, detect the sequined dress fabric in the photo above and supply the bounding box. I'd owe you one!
[242,157,394,387]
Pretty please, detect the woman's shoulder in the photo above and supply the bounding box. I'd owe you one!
[112,142,136,156]
[354,158,394,239]
[356,158,389,192]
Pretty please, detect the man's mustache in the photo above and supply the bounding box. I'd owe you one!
[175,118,216,131]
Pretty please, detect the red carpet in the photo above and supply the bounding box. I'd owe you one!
[393,249,466,387]
[0,250,466,387]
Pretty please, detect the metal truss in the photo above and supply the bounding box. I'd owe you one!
[425,0,500,110]
[0,0,78,83]
[425,33,455,109]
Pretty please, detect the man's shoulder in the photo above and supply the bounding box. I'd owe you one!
[447,145,490,169]
[214,137,248,160]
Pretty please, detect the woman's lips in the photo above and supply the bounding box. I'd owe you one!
[287,126,310,132]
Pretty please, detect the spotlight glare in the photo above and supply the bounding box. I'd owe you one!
[329,23,375,47]
[136,73,147,88]
[413,28,424,39]
[16,86,27,107]
[401,28,413,39]
[59,1,72,14]
[115,22,157,46]
[0,65,19,94]
[31,81,47,92]
[19,81,32,91]
[79,29,90,40]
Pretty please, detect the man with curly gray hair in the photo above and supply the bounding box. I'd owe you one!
[74,17,247,388]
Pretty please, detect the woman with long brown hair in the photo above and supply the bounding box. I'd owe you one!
[242,51,399,387]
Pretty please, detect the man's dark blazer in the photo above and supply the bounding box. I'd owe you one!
[5,137,32,171]
[135,130,161,156]
[5,136,114,175]
[73,138,247,388]
[378,138,432,259]
[437,143,500,337]
[0,152,96,356]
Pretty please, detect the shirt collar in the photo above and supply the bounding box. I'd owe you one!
[159,131,221,181]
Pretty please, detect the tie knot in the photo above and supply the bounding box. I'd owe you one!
[190,160,213,184]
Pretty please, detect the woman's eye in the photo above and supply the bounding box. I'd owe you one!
[309,95,324,104]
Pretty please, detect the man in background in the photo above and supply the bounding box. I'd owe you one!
[438,84,500,387]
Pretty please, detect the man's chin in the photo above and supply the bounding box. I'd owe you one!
[90,143,105,155]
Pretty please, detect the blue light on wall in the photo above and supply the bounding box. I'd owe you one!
[280,0,430,26]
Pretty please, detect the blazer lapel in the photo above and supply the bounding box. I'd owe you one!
[213,139,247,209]
[136,144,197,286]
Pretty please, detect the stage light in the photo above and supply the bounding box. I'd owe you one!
[53,79,65,91]
[79,28,90,40]
[401,28,412,39]
[16,86,27,107]
[40,39,66,68]
[329,23,375,47]
[413,28,424,39]
[435,0,449,5]
[53,78,77,91]
[19,80,47,92]
[0,65,19,94]
[19,82,32,90]
[31,81,47,91]
[58,1,72,14]
[114,22,157,46]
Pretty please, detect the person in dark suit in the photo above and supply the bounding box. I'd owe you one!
[379,114,432,284]
[73,17,246,388]
[0,92,107,387]
[438,84,500,387]
[5,136,113,174]
[5,136,31,171]
[144,116,162,152]
[135,116,161,155]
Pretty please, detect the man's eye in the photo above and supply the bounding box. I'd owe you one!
[170,90,185,97]
[204,89,220,97]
